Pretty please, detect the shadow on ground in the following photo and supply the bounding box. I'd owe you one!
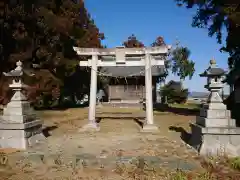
[168,126,192,145]
[133,118,144,128]
[42,125,58,137]
[34,104,89,111]
[153,103,200,116]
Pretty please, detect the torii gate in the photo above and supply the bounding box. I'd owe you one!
[73,45,171,131]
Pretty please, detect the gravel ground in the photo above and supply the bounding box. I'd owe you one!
[0,107,204,179]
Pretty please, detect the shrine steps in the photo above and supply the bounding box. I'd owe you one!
[101,102,143,108]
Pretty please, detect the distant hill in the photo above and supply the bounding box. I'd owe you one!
[189,91,229,98]
[188,91,209,98]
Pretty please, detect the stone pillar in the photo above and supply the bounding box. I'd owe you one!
[81,54,100,131]
[142,53,158,132]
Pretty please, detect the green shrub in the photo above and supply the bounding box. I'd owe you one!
[161,81,188,104]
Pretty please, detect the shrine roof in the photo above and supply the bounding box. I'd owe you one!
[100,66,164,77]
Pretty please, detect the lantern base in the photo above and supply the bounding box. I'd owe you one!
[190,123,240,157]
[0,120,45,149]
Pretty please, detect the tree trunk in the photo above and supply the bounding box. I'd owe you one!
[162,79,168,104]
[180,78,184,89]
[230,85,234,93]
[222,89,224,100]
[158,81,164,103]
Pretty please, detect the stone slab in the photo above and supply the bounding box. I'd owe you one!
[196,116,236,127]
[0,119,43,130]
[28,133,46,147]
[141,124,159,133]
[79,122,100,132]
[1,114,38,124]
[0,133,45,149]
[0,124,45,149]
[191,123,240,135]
[202,103,226,110]
[96,114,145,119]
[199,109,231,119]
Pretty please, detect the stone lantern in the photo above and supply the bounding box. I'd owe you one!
[189,59,240,157]
[199,59,226,108]
[0,61,45,149]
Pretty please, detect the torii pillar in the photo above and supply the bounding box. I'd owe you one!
[142,53,158,132]
[81,54,100,131]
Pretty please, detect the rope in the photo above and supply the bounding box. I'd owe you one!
[85,65,159,79]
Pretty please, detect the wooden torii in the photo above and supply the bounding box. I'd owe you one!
[73,45,171,131]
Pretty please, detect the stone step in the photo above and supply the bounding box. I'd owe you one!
[101,103,143,108]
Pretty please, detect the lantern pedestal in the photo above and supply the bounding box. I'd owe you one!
[189,60,240,157]
[190,124,240,157]
[190,102,240,157]
[0,61,45,149]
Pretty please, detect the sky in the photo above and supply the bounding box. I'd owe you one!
[84,0,230,93]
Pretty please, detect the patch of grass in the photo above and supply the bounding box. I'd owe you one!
[1,154,240,179]
[0,152,8,166]
[170,103,200,110]
[200,156,240,179]
[113,156,240,180]
[229,157,240,170]
[170,170,188,180]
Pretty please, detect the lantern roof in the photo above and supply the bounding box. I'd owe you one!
[199,59,226,77]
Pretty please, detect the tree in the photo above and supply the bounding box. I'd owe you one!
[123,34,144,48]
[151,36,169,86]
[151,36,166,47]
[161,80,189,104]
[0,0,104,107]
[171,46,195,86]
[174,0,240,87]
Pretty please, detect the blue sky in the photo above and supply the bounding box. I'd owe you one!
[85,0,230,93]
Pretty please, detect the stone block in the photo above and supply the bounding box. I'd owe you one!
[79,122,100,132]
[200,109,231,119]
[1,114,37,124]
[190,123,240,157]
[0,119,43,129]
[196,116,236,127]
[0,121,45,149]
[203,103,226,110]
[141,124,159,132]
